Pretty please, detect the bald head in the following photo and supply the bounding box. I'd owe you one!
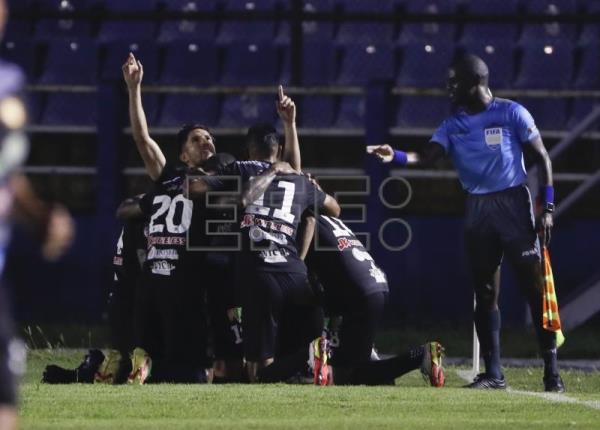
[451,54,489,86]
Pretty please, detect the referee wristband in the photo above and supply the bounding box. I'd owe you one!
[392,150,408,166]
[542,185,554,204]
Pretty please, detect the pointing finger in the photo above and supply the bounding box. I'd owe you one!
[278,85,284,102]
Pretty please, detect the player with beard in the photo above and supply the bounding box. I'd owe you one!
[188,132,341,383]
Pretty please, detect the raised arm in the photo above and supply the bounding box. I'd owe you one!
[366,142,445,167]
[122,52,166,181]
[240,162,298,208]
[297,213,316,260]
[276,85,301,171]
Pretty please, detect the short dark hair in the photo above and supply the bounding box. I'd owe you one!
[452,54,489,85]
[176,124,214,154]
[245,123,277,146]
[249,132,280,159]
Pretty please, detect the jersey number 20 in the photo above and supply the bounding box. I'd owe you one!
[149,195,193,234]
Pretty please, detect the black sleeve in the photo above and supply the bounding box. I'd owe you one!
[305,179,327,212]
[202,162,241,192]
[138,192,154,217]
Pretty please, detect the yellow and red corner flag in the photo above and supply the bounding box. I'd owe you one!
[542,246,565,348]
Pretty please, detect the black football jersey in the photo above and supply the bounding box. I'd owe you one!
[113,219,147,284]
[207,160,327,273]
[306,215,389,297]
[139,164,207,278]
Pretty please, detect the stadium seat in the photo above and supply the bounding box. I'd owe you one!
[338,43,395,85]
[299,40,336,85]
[298,96,336,128]
[579,1,600,44]
[38,39,97,85]
[514,42,574,89]
[218,0,277,43]
[158,94,220,127]
[337,0,395,44]
[334,95,365,128]
[458,41,515,89]
[221,42,279,86]
[97,0,159,43]
[301,0,335,41]
[461,0,520,43]
[40,92,97,126]
[160,41,219,85]
[397,42,454,87]
[574,44,600,89]
[0,38,35,78]
[219,94,278,127]
[25,92,44,125]
[568,99,600,129]
[7,0,33,13]
[517,97,568,130]
[398,0,456,43]
[394,95,451,128]
[3,19,33,41]
[157,0,219,43]
[520,0,577,43]
[100,41,160,83]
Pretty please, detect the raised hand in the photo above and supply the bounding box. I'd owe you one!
[122,52,144,89]
[366,144,394,163]
[276,85,296,125]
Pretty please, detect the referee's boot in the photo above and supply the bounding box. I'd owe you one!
[465,373,506,390]
[544,373,565,393]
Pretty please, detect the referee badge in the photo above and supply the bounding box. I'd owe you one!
[484,127,503,149]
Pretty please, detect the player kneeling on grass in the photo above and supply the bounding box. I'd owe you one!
[368,54,563,392]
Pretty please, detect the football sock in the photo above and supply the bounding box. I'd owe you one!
[542,348,559,377]
[349,346,424,386]
[475,308,502,379]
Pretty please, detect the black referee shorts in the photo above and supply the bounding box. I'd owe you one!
[243,271,321,362]
[465,184,540,276]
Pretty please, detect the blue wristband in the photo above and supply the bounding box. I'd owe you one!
[392,150,408,166]
[542,185,554,204]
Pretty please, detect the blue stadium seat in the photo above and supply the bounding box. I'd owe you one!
[520,0,577,42]
[221,42,279,86]
[517,97,568,130]
[97,0,159,43]
[300,40,336,85]
[299,96,336,128]
[101,42,160,83]
[398,0,456,43]
[394,95,451,128]
[39,40,97,84]
[40,92,97,126]
[461,0,519,43]
[338,43,395,85]
[334,95,365,128]
[0,38,35,78]
[160,41,219,85]
[35,0,92,41]
[218,0,277,43]
[159,95,219,127]
[301,0,335,40]
[580,2,600,44]
[219,94,278,127]
[397,42,454,87]
[337,0,395,44]
[25,92,44,124]
[157,0,218,43]
[514,42,574,89]
[568,99,600,129]
[7,0,33,13]
[459,41,515,89]
[574,44,600,89]
[3,20,33,41]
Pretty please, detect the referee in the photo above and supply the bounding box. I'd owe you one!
[368,55,563,392]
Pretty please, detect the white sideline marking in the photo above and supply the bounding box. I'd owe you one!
[455,370,600,411]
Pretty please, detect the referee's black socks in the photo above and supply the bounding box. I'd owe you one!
[475,308,502,379]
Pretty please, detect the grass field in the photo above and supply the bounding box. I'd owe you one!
[17,349,600,429]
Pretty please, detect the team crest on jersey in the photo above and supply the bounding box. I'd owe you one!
[484,127,503,149]
[337,237,364,251]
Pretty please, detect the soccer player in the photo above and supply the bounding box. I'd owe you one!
[367,54,563,391]
[301,213,444,386]
[0,0,74,423]
[189,134,341,382]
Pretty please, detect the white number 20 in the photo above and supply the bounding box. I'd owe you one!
[149,194,193,234]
